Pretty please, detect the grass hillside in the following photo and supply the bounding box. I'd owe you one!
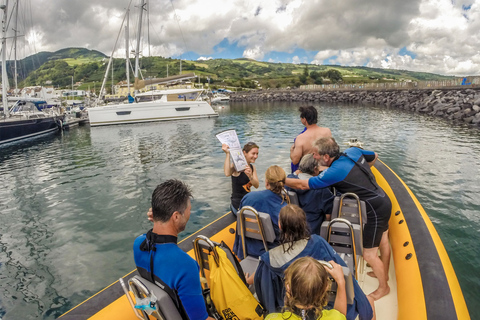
[9,47,454,92]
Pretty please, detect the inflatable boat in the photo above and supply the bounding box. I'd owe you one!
[59,160,470,319]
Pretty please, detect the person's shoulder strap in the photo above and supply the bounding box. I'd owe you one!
[142,230,189,320]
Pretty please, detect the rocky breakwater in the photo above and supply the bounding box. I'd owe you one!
[230,88,480,127]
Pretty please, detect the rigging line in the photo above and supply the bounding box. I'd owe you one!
[169,0,192,61]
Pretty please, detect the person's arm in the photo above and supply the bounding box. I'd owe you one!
[290,138,304,165]
[367,152,378,167]
[222,144,235,176]
[177,259,212,320]
[285,177,310,190]
[245,164,259,189]
[326,261,347,317]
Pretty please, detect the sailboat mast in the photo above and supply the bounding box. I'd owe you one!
[13,0,17,91]
[133,0,145,91]
[1,0,9,117]
[125,9,130,95]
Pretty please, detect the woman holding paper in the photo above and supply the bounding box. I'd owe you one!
[222,141,260,213]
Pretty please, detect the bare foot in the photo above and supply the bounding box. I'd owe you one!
[367,271,389,281]
[368,286,390,301]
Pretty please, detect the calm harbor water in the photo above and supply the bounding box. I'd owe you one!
[0,102,479,319]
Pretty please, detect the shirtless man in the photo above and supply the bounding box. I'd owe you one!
[290,106,331,172]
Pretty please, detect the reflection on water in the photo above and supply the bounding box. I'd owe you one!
[0,102,479,319]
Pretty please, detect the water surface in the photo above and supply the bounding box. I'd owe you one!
[0,102,478,319]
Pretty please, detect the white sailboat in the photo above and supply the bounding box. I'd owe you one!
[87,0,218,127]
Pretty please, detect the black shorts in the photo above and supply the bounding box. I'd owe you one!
[363,195,391,248]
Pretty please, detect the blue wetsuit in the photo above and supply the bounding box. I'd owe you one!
[133,231,209,320]
[308,147,391,248]
[286,173,335,235]
[233,190,286,260]
[254,235,373,320]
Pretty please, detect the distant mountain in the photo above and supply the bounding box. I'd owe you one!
[8,47,455,91]
[7,48,107,82]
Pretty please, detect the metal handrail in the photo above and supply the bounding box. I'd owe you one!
[237,206,269,258]
[193,235,220,277]
[338,192,364,242]
[327,218,359,280]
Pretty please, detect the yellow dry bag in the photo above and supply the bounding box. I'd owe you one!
[208,246,264,320]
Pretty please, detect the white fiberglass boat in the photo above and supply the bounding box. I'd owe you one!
[88,88,218,127]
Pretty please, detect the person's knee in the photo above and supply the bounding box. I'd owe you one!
[363,248,379,262]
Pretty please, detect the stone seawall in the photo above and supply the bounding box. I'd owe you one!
[230,88,480,127]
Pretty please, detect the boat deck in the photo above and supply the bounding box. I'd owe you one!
[358,250,398,319]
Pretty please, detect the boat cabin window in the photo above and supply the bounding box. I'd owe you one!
[136,94,164,102]
[10,101,43,113]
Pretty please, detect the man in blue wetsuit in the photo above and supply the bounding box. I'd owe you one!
[133,180,214,320]
[285,137,392,301]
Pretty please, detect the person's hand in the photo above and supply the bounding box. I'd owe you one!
[244,166,252,179]
[222,143,230,154]
[325,261,345,285]
[147,207,153,222]
[318,165,329,173]
[244,272,255,285]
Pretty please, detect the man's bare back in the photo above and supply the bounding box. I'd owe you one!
[290,125,332,165]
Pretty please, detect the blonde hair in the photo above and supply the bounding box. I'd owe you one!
[265,165,287,195]
[284,257,330,317]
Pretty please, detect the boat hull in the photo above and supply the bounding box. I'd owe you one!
[0,116,60,145]
[88,101,218,127]
[374,161,469,320]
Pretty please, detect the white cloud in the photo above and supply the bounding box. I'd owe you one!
[243,46,264,60]
[197,57,213,61]
[9,0,480,75]
[292,56,301,64]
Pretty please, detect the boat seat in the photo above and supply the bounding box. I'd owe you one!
[283,189,299,206]
[320,193,366,279]
[318,260,355,305]
[330,192,367,224]
[237,206,276,277]
[119,275,183,320]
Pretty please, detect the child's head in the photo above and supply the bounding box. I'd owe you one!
[265,165,286,194]
[284,257,330,316]
[279,205,311,252]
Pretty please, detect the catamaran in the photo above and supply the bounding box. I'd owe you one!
[87,0,218,127]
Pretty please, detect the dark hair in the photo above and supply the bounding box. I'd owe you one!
[151,179,192,222]
[242,141,259,153]
[298,154,318,175]
[314,137,339,158]
[299,106,318,125]
[279,205,311,253]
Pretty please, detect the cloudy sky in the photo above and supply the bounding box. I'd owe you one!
[8,0,480,76]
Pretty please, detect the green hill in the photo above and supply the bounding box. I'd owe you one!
[9,47,455,91]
